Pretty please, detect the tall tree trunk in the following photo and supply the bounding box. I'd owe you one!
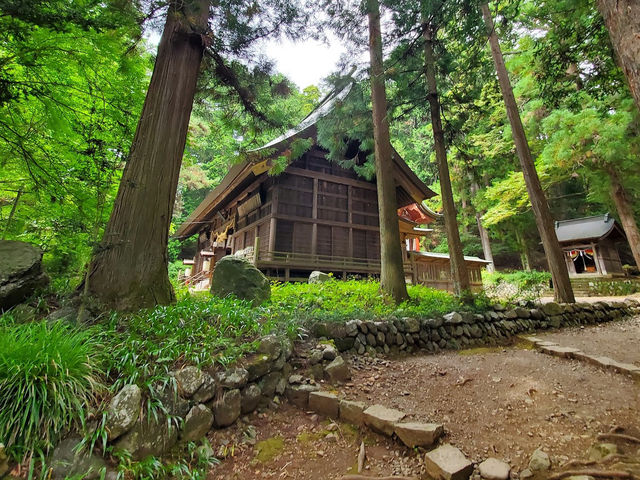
[471,182,495,273]
[2,188,22,240]
[367,0,409,303]
[515,229,531,271]
[423,22,472,298]
[608,168,640,268]
[596,0,640,112]
[481,2,575,303]
[86,0,209,311]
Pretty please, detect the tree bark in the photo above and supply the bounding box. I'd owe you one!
[471,182,495,273]
[86,0,209,310]
[596,0,640,112]
[481,2,575,303]
[515,229,531,271]
[2,188,22,240]
[367,0,409,303]
[608,168,640,268]
[423,23,472,298]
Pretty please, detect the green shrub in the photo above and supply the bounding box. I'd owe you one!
[269,279,460,322]
[0,321,104,462]
[483,270,551,301]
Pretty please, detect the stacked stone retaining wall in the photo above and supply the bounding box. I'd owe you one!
[311,300,640,355]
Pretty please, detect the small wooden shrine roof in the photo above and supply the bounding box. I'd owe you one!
[554,214,625,244]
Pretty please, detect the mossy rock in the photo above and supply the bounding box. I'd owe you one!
[210,256,270,307]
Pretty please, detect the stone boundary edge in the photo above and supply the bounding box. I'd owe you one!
[311,300,640,357]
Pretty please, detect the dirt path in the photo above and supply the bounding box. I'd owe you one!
[339,343,640,472]
[537,316,640,365]
[208,315,640,479]
[207,403,424,479]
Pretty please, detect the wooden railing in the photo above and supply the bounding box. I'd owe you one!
[257,250,385,273]
[180,269,210,287]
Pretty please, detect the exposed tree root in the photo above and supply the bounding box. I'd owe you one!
[597,434,640,444]
[549,470,636,480]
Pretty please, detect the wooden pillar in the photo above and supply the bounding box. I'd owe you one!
[254,236,260,264]
[347,185,353,258]
[312,178,318,256]
[268,185,278,258]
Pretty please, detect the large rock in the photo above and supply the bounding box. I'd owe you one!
[241,384,262,413]
[210,256,270,306]
[106,384,142,441]
[541,302,563,317]
[339,399,367,425]
[114,413,178,460]
[285,384,319,409]
[308,391,340,418]
[478,458,511,480]
[363,405,406,436]
[211,389,241,427]
[324,356,351,384]
[424,444,473,480]
[173,366,204,398]
[0,240,49,311]
[49,436,106,480]
[181,404,214,442]
[529,448,551,472]
[394,422,444,448]
[308,271,331,284]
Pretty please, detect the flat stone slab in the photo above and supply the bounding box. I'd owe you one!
[478,458,511,480]
[339,399,368,426]
[308,391,339,418]
[540,345,582,358]
[394,422,444,448]
[363,405,406,436]
[535,341,559,347]
[424,444,473,480]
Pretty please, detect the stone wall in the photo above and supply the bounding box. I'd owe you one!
[46,335,293,480]
[311,299,640,355]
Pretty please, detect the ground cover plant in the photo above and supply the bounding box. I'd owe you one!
[0,279,467,477]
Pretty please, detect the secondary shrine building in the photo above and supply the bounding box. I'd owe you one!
[175,87,489,291]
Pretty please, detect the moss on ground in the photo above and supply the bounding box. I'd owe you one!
[254,436,285,463]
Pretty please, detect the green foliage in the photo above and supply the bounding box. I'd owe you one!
[587,279,640,296]
[114,440,218,480]
[0,4,149,286]
[101,296,269,392]
[270,279,460,322]
[0,321,104,462]
[483,270,551,302]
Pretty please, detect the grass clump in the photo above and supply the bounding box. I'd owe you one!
[270,279,460,323]
[0,321,103,463]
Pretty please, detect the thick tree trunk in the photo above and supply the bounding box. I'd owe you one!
[481,3,575,303]
[596,0,640,112]
[608,168,640,268]
[423,23,472,298]
[367,0,409,303]
[471,182,495,273]
[86,0,209,310]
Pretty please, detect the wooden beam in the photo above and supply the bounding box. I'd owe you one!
[273,213,380,232]
[286,167,377,191]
